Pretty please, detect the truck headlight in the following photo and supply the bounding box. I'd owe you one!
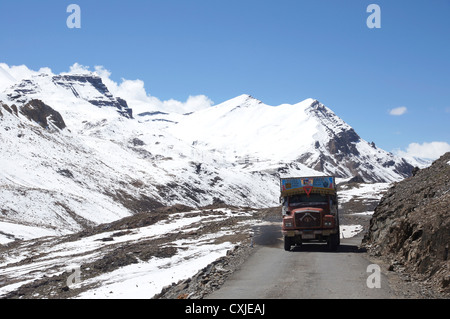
[284,219,294,228]
[323,215,334,227]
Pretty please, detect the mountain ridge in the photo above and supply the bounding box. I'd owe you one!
[0,67,420,243]
[167,93,414,182]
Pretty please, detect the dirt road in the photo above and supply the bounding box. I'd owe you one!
[207,223,396,299]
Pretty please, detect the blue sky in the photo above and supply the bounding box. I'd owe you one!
[0,0,449,157]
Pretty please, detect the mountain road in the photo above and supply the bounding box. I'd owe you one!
[207,223,396,299]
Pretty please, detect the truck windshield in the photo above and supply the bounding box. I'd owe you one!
[289,194,328,206]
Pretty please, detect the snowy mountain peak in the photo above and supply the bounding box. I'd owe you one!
[0,65,16,87]
[52,74,133,118]
[231,94,261,103]
[216,94,263,111]
[302,97,318,106]
[2,73,133,120]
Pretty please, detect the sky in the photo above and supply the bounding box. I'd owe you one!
[0,0,449,158]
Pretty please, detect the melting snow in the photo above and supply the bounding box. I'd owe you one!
[340,225,364,239]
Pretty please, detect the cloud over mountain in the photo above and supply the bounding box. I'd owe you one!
[0,63,214,115]
[395,141,450,160]
[88,64,214,115]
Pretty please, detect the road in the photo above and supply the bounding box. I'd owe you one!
[207,223,396,299]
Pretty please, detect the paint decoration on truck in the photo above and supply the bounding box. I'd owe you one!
[280,176,336,197]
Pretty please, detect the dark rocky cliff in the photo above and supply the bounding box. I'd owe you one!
[1,99,66,130]
[363,152,450,296]
[20,99,66,130]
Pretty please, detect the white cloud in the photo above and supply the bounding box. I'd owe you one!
[67,63,91,75]
[0,63,53,84]
[395,141,450,160]
[92,64,214,114]
[160,95,214,114]
[389,106,407,116]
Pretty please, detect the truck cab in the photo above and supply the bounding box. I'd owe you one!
[280,176,340,251]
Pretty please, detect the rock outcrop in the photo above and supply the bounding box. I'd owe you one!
[363,152,450,295]
[1,99,66,130]
[20,99,66,130]
[52,75,133,118]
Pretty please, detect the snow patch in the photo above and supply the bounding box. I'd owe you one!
[338,183,391,204]
[0,221,62,244]
[350,211,374,216]
[76,241,233,299]
[340,225,363,239]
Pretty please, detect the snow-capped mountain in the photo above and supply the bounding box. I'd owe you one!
[0,72,279,242]
[0,65,415,243]
[167,94,413,182]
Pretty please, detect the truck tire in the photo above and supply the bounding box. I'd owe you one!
[284,236,292,251]
[327,233,339,251]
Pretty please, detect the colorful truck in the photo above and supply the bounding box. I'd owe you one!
[280,176,340,251]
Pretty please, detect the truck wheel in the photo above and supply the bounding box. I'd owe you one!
[327,233,339,251]
[284,236,292,251]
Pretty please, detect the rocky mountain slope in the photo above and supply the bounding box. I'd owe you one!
[0,97,276,242]
[5,73,132,119]
[363,152,450,296]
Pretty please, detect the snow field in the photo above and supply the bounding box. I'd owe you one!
[0,208,257,298]
[338,182,391,204]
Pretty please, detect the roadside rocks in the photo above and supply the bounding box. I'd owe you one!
[362,152,450,297]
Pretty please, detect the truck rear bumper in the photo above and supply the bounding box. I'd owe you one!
[282,229,337,239]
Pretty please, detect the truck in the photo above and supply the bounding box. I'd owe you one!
[280,176,340,251]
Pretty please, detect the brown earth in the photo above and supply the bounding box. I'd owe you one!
[363,152,450,297]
